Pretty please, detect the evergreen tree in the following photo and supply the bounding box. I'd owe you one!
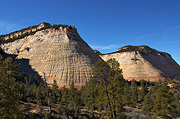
[152,80,177,118]
[57,83,81,118]
[57,87,69,118]
[93,58,125,119]
[68,82,82,118]
[130,79,138,108]
[39,83,48,106]
[142,86,153,113]
[36,85,42,106]
[82,78,98,118]
[138,79,146,102]
[18,81,26,100]
[154,81,159,91]
[34,73,39,84]
[174,91,180,117]
[144,83,148,93]
[51,80,59,105]
[52,80,58,92]
[123,83,131,106]
[29,74,32,84]
[0,56,23,118]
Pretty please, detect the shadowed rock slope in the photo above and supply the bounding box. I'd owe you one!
[0,23,100,88]
[100,45,180,82]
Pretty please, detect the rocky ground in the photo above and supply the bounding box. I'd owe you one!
[20,101,156,119]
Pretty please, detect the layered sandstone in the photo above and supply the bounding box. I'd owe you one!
[0,22,51,41]
[100,45,180,82]
[1,23,100,88]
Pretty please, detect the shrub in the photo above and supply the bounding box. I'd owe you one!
[44,113,52,119]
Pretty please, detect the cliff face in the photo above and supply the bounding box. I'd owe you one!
[100,46,180,82]
[0,22,51,41]
[1,23,100,88]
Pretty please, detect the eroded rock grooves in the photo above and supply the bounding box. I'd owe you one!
[100,45,180,82]
[0,23,100,89]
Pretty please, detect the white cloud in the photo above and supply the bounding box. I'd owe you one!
[136,32,157,39]
[166,25,180,31]
[0,21,18,34]
[0,21,6,28]
[0,19,33,35]
[159,40,180,45]
[90,44,123,50]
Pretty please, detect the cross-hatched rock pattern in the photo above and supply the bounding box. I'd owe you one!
[1,24,100,88]
[100,46,180,82]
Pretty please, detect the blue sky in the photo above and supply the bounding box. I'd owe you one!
[0,0,180,64]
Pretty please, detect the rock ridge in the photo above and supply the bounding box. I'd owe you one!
[1,23,100,88]
[102,45,171,57]
[0,22,77,44]
[100,46,180,82]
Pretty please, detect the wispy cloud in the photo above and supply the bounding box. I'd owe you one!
[0,21,18,34]
[0,19,33,35]
[136,32,157,39]
[159,40,180,45]
[90,44,123,50]
[135,24,180,40]
[166,25,180,31]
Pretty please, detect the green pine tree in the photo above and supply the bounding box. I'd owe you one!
[68,82,82,118]
[57,87,69,118]
[123,83,131,106]
[152,80,177,118]
[142,86,153,113]
[138,79,146,102]
[52,80,58,92]
[29,74,32,84]
[130,79,138,108]
[0,56,24,118]
[93,58,125,119]
[51,80,59,105]
[82,78,98,118]
[36,86,42,106]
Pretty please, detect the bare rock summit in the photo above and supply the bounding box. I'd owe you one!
[0,23,100,88]
[100,45,180,82]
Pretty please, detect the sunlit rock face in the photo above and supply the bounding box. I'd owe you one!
[1,23,100,89]
[100,45,180,82]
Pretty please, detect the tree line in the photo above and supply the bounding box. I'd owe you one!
[0,54,180,119]
[0,24,75,45]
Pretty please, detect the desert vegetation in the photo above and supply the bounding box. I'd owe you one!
[0,54,180,119]
[0,23,75,45]
[102,45,169,56]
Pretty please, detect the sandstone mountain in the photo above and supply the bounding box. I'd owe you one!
[0,23,100,88]
[100,45,180,82]
[1,23,180,86]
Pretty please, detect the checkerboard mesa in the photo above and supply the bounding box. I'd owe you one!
[100,45,180,82]
[0,23,100,89]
